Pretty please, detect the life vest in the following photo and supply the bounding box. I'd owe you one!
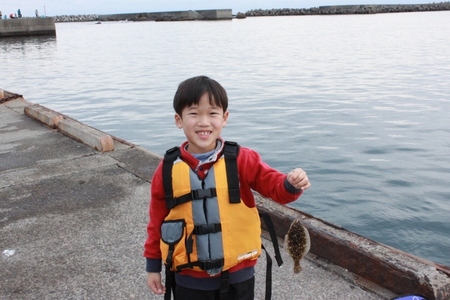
[160,141,262,274]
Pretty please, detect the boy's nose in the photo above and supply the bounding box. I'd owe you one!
[197,115,210,125]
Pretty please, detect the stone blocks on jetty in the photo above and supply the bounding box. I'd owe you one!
[244,2,450,16]
[55,15,98,22]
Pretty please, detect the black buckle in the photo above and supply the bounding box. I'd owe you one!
[194,223,222,235]
[191,188,216,200]
[166,249,174,268]
[199,259,223,270]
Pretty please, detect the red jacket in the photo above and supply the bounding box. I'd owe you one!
[144,138,302,278]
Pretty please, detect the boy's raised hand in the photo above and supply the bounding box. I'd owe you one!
[287,168,311,191]
[147,272,166,295]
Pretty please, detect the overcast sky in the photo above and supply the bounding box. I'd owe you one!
[1,0,434,16]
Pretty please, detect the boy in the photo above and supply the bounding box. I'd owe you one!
[144,76,310,300]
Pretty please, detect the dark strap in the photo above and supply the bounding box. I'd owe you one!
[223,141,240,203]
[162,146,180,209]
[176,258,224,272]
[164,246,176,300]
[259,212,283,300]
[163,141,241,209]
[164,265,175,300]
[259,212,283,267]
[219,270,230,300]
[261,244,273,300]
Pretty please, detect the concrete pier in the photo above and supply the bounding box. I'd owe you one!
[97,9,232,22]
[0,17,56,38]
[1,92,449,299]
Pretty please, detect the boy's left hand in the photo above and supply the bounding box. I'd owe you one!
[287,168,311,191]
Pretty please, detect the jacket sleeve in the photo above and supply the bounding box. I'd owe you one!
[143,161,169,272]
[237,146,302,205]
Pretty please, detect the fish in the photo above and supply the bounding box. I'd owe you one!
[284,219,311,273]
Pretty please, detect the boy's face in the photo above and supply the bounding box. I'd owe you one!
[175,93,229,154]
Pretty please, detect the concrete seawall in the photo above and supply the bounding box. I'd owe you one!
[97,9,232,22]
[0,17,56,37]
[54,9,232,22]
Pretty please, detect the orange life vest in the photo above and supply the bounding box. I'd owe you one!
[160,142,262,274]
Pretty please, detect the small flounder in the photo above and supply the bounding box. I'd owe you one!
[284,219,310,273]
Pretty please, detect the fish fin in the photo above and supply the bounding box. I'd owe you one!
[303,226,311,254]
[283,234,289,253]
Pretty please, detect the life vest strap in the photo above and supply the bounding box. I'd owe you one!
[163,141,241,209]
[176,258,224,271]
[259,212,284,267]
[219,270,230,300]
[261,244,273,300]
[193,223,222,235]
[166,188,217,209]
[223,141,241,203]
[163,146,180,209]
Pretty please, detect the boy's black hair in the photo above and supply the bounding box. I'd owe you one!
[173,76,228,116]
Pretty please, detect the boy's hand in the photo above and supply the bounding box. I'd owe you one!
[287,168,311,191]
[147,272,166,295]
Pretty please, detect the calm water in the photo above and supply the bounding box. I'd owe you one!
[2,12,450,266]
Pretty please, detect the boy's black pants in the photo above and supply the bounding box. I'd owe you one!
[174,276,255,300]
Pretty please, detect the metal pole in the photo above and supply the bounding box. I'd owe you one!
[44,5,46,17]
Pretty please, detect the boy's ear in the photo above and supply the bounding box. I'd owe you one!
[222,111,229,127]
[175,114,183,128]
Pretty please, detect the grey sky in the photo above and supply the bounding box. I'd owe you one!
[2,0,431,17]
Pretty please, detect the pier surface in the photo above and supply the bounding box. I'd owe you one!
[1,94,448,299]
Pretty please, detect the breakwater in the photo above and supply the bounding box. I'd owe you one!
[53,3,450,23]
[55,14,98,22]
[98,9,232,22]
[55,9,232,22]
[244,2,450,16]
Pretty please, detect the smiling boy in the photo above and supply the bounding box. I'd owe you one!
[144,75,310,300]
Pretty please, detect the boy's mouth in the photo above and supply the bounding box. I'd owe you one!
[197,131,211,137]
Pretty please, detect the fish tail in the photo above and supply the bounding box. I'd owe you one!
[294,261,302,273]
